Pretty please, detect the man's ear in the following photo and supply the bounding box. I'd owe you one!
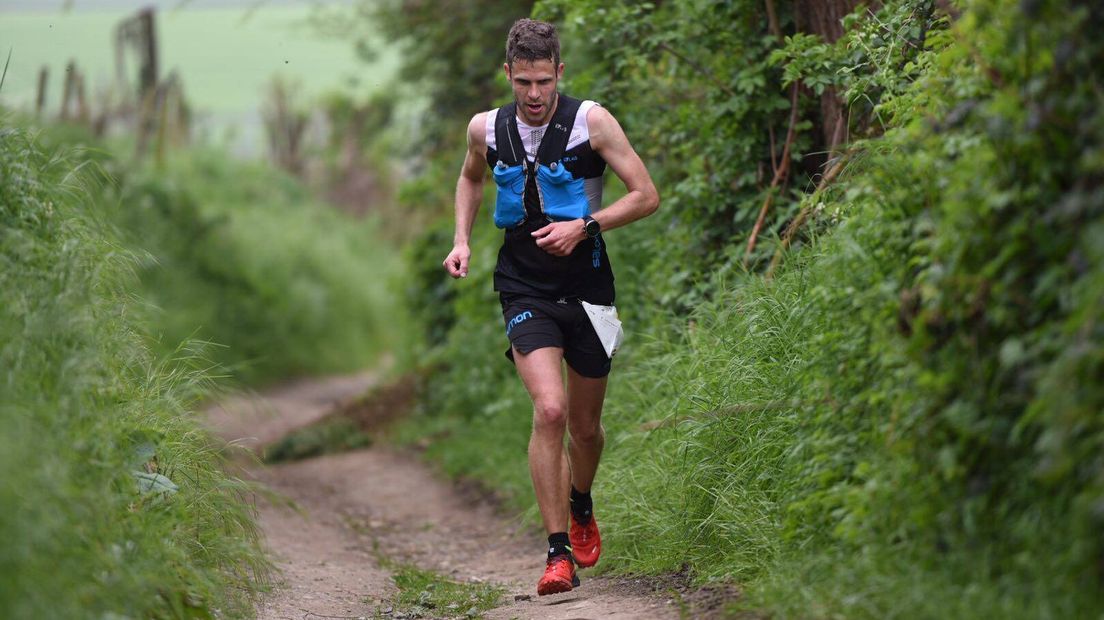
[503,63,512,81]
[557,63,565,80]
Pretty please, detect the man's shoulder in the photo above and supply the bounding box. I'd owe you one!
[584,104,613,127]
[469,110,492,129]
[467,111,491,150]
[583,105,617,148]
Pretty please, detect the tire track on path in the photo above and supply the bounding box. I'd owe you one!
[206,372,682,620]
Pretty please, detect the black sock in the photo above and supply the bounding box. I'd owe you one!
[570,486,593,525]
[547,532,571,559]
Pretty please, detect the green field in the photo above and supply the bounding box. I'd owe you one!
[0,3,397,151]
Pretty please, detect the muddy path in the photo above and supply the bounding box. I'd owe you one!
[206,372,688,620]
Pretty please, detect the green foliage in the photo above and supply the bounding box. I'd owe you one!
[536,0,798,308]
[84,139,401,383]
[0,126,271,618]
[379,564,504,619]
[357,0,534,150]
[1,96,406,616]
[22,118,404,383]
[264,418,372,463]
[771,32,839,94]
[886,0,1104,595]
[393,0,1104,617]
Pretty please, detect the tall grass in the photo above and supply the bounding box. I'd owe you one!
[0,125,271,618]
[0,100,408,614]
[111,145,405,383]
[24,117,406,383]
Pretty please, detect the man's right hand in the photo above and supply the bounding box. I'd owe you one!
[443,244,471,278]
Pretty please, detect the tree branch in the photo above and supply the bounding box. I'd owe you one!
[744,82,800,268]
[765,0,783,41]
[768,122,779,177]
[766,154,848,278]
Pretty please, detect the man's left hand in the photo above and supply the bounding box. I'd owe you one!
[532,220,586,256]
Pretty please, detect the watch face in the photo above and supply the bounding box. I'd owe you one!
[585,219,600,237]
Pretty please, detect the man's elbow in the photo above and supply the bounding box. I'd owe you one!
[641,185,660,217]
[458,170,485,190]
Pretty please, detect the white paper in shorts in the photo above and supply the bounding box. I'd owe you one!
[580,301,624,358]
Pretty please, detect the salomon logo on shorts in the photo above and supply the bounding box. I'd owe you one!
[506,311,533,335]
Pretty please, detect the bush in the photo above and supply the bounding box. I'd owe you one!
[0,126,270,619]
[397,0,1104,617]
[109,146,405,383]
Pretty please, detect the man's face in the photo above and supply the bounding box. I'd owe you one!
[504,58,563,126]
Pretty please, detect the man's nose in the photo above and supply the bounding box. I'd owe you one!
[528,84,541,100]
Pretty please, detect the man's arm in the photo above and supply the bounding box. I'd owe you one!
[532,106,660,256]
[443,113,489,278]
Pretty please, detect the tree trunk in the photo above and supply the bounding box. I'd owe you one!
[794,0,864,153]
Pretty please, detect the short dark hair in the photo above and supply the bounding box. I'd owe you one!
[506,18,560,68]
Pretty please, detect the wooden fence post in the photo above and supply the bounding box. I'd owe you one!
[59,60,75,121]
[35,67,48,117]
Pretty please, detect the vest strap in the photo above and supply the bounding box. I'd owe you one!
[536,94,582,164]
[494,103,523,166]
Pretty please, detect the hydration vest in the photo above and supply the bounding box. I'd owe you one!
[486,95,607,229]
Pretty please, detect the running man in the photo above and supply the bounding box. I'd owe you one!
[442,18,659,596]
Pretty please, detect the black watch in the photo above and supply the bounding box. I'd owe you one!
[582,215,601,238]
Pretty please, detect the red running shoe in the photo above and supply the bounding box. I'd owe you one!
[569,513,601,568]
[537,554,579,596]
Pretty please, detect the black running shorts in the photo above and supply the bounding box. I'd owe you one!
[500,294,612,378]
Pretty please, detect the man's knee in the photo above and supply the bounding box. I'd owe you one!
[533,398,568,432]
[569,419,605,445]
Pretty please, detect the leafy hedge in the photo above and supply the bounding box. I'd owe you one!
[1,107,403,615]
[101,145,402,384]
[0,127,270,618]
[394,0,1104,616]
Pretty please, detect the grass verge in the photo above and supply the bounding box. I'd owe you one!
[376,564,504,620]
[0,124,272,617]
[264,372,420,463]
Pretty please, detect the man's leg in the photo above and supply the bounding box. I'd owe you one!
[564,364,606,568]
[566,364,607,493]
[512,346,571,536]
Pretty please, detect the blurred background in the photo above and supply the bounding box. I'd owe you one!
[0,0,396,157]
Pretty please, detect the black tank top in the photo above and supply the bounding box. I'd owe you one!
[486,95,615,304]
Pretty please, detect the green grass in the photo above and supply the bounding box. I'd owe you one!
[0,124,272,618]
[1,96,406,615]
[264,417,373,463]
[377,564,504,620]
[113,144,407,383]
[21,116,408,383]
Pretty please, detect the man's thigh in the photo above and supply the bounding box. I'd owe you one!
[566,363,607,429]
[512,345,566,406]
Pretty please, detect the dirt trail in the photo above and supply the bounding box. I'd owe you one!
[206,372,683,620]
